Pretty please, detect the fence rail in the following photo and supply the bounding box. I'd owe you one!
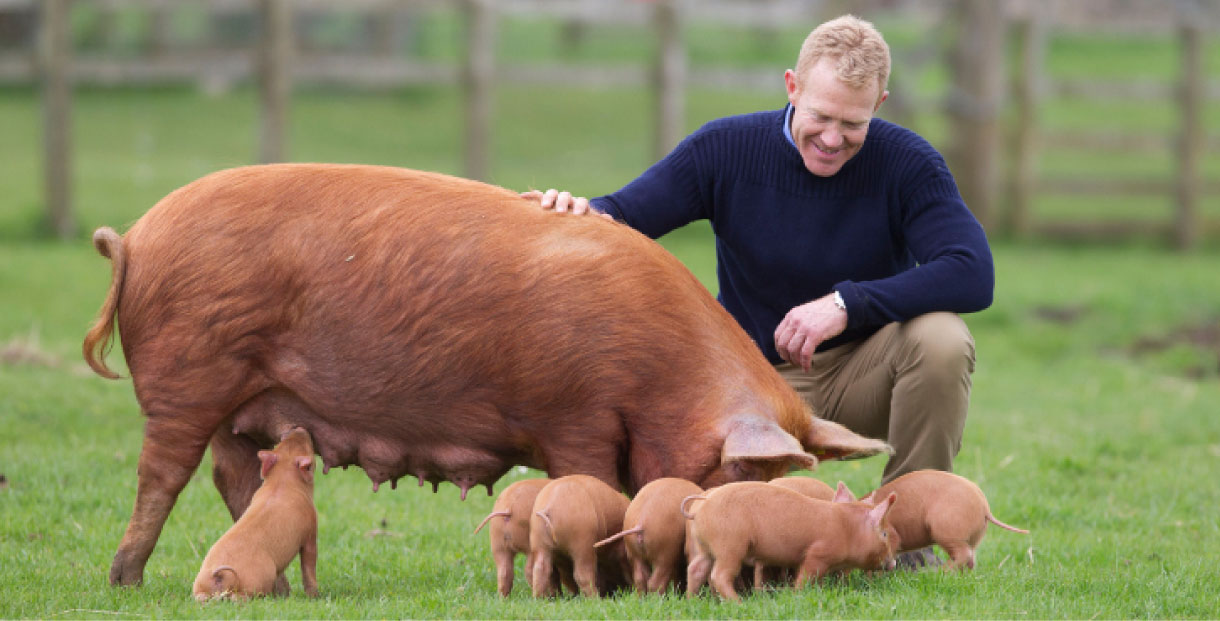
[6,0,1219,247]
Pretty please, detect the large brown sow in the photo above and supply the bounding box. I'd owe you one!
[83,164,889,586]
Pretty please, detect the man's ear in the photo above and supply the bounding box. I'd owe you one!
[784,69,800,102]
[722,414,818,472]
[803,417,892,461]
[875,89,889,112]
[258,450,277,479]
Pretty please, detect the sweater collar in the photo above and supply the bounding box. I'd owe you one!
[782,103,798,152]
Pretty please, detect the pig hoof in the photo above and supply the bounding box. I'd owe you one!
[108,556,144,587]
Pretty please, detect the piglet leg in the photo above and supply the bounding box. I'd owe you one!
[301,528,319,597]
[569,547,599,597]
[645,549,680,593]
[494,547,515,597]
[939,541,976,570]
[631,557,650,592]
[794,558,830,589]
[530,551,555,598]
[686,554,712,598]
[708,561,742,602]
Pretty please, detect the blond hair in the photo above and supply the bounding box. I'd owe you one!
[794,15,890,95]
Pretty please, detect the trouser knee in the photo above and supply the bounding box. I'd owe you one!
[897,312,976,380]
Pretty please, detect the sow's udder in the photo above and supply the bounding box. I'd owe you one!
[229,394,516,499]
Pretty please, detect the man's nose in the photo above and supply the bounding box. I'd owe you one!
[822,126,843,149]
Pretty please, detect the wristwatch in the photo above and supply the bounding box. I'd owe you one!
[832,290,847,312]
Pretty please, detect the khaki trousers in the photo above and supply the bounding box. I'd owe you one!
[775,312,975,485]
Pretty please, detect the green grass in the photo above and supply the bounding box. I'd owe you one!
[2,26,1220,619]
[3,239,1219,618]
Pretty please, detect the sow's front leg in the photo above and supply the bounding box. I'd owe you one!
[110,417,211,586]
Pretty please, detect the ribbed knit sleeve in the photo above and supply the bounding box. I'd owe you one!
[832,134,994,332]
[591,130,710,237]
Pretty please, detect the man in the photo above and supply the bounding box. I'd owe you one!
[525,16,993,495]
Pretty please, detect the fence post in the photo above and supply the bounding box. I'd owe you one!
[1174,18,1203,250]
[653,0,686,161]
[151,3,173,58]
[258,0,292,164]
[40,0,73,239]
[1005,6,1047,239]
[945,0,1005,233]
[463,0,496,182]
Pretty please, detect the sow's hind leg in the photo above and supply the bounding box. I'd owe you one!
[110,355,266,586]
[110,412,221,586]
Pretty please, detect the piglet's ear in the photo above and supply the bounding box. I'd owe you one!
[258,450,278,479]
[295,456,314,484]
[866,491,898,529]
[721,415,817,471]
[833,481,856,503]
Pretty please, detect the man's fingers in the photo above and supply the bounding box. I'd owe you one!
[524,188,597,216]
[775,323,796,364]
[799,338,818,373]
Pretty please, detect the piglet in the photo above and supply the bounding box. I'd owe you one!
[529,474,631,598]
[862,470,1029,570]
[752,477,847,588]
[767,475,835,501]
[685,482,898,602]
[594,477,703,594]
[472,477,550,597]
[193,427,318,601]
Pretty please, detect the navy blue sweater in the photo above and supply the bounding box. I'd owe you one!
[592,105,994,362]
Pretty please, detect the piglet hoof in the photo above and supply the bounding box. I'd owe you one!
[272,573,290,597]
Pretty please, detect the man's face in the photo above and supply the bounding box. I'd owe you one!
[785,57,887,177]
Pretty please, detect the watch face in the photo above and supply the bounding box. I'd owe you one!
[833,291,846,310]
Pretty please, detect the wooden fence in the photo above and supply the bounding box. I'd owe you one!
[6,0,1219,246]
[1003,0,1220,248]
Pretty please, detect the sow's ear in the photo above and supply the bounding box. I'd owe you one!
[721,415,818,472]
[804,417,893,461]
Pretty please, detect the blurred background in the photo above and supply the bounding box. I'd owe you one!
[2,0,1218,247]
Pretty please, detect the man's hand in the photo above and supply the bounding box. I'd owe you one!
[774,293,848,372]
[520,189,612,219]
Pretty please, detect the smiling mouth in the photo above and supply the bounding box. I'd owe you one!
[811,143,841,158]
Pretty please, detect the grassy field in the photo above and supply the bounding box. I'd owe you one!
[2,23,1220,619]
[3,233,1220,618]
